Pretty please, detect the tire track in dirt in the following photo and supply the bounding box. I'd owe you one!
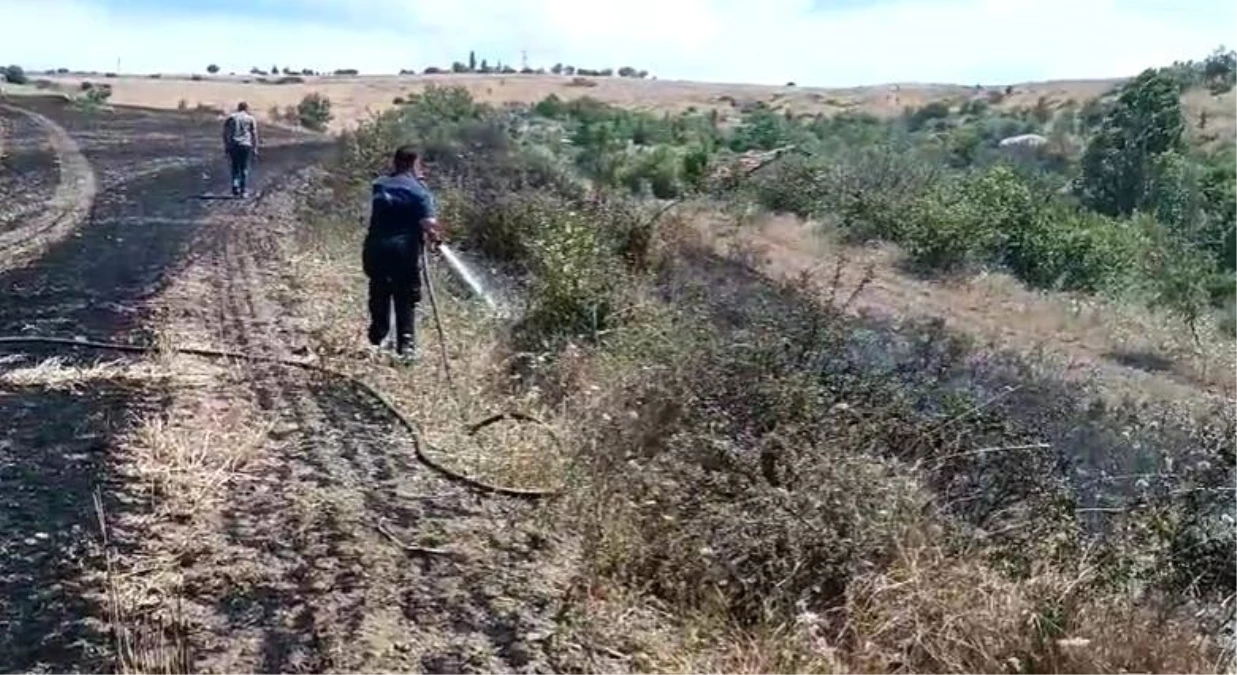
[0,103,97,272]
[0,108,65,235]
[143,172,569,672]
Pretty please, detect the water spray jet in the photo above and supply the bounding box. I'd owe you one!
[434,243,504,317]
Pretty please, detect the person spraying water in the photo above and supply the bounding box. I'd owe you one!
[363,146,443,360]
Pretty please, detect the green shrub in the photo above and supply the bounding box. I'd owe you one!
[296,92,333,131]
[85,86,112,103]
[899,183,994,272]
[904,101,952,132]
[899,166,1034,272]
[1003,206,1148,293]
[622,146,682,199]
[748,154,827,217]
[3,65,28,85]
[681,145,711,190]
[520,197,625,344]
[533,93,566,118]
[1144,228,1220,341]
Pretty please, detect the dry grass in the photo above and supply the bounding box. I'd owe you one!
[82,319,275,673]
[100,370,273,674]
[0,355,165,391]
[123,389,272,513]
[1183,87,1237,150]
[842,540,1228,673]
[31,73,1131,132]
[95,490,192,675]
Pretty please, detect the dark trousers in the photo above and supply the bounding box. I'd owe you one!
[227,145,252,195]
[362,235,422,350]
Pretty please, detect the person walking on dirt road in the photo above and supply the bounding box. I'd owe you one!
[363,145,443,359]
[222,101,259,197]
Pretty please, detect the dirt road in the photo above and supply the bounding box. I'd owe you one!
[0,98,565,673]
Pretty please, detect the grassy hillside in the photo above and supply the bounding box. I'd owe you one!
[0,70,1229,143]
[283,59,1234,669]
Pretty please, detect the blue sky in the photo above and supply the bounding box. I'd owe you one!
[2,0,1233,86]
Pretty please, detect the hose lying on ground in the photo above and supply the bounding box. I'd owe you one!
[0,255,562,500]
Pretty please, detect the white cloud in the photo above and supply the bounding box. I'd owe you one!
[1,0,1232,85]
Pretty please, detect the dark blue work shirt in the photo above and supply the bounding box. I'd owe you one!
[368,173,436,240]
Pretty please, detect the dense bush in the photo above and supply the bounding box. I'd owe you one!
[1004,205,1147,292]
[296,92,333,131]
[3,64,27,85]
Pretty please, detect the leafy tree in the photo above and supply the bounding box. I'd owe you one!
[946,125,983,168]
[730,106,807,151]
[206,64,220,74]
[451,61,468,74]
[1146,228,1216,344]
[469,50,477,72]
[1078,68,1185,217]
[3,65,28,84]
[551,63,564,75]
[296,92,333,131]
[533,94,565,118]
[681,146,711,189]
[1203,45,1237,93]
[405,85,479,124]
[904,101,952,132]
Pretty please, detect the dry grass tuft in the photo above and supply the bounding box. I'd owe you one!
[124,399,272,513]
[843,541,1229,673]
[95,490,193,675]
[0,355,165,390]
